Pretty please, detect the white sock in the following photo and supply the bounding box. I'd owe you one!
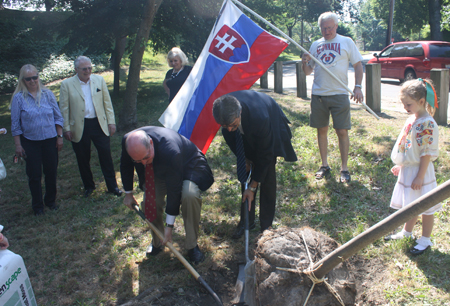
[413,236,433,250]
[389,229,412,240]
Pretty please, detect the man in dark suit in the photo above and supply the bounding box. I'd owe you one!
[59,56,122,197]
[213,90,297,239]
[120,127,214,264]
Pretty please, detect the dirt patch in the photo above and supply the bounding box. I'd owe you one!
[118,227,389,306]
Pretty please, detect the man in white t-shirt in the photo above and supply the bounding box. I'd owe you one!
[302,11,363,183]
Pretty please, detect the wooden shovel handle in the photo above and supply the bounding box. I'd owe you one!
[131,204,223,305]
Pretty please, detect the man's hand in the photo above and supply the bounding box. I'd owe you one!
[245,159,253,173]
[242,189,254,210]
[123,193,137,210]
[162,227,173,245]
[63,131,73,142]
[302,53,311,62]
[108,124,116,136]
[351,87,364,104]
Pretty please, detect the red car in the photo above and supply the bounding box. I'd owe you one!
[367,41,450,82]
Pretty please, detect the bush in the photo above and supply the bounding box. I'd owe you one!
[0,53,111,93]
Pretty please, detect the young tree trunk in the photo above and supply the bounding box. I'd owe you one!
[118,0,163,132]
[428,0,442,41]
[313,179,450,280]
[112,35,127,97]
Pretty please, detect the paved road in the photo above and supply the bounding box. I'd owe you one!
[258,54,450,118]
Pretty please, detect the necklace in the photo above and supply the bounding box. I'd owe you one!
[171,67,184,79]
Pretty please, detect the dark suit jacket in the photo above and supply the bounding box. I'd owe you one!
[120,126,214,216]
[222,90,297,183]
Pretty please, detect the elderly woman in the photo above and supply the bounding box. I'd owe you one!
[10,64,64,216]
[163,47,192,102]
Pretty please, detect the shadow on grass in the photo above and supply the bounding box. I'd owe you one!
[409,248,450,294]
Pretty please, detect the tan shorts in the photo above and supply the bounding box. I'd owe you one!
[310,94,351,130]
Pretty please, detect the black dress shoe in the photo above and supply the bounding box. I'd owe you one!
[48,204,59,211]
[410,245,430,255]
[34,209,45,216]
[146,243,163,257]
[84,188,95,198]
[188,245,205,265]
[231,222,256,239]
[109,187,123,197]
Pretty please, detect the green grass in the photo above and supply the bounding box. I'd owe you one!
[1,51,450,305]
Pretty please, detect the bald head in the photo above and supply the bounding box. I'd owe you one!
[125,130,154,165]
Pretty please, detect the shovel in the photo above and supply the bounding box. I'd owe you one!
[132,204,223,306]
[233,168,256,306]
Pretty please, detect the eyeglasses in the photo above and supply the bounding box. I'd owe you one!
[321,26,336,31]
[80,67,92,72]
[222,117,240,131]
[24,76,38,82]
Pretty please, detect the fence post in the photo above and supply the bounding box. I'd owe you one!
[260,71,268,89]
[274,61,283,94]
[296,61,307,98]
[430,69,449,125]
[365,64,381,113]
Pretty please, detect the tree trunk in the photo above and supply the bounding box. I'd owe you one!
[313,179,450,280]
[118,0,163,132]
[428,0,442,41]
[112,35,127,97]
[44,0,54,11]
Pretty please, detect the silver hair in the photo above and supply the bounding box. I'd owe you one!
[167,47,189,66]
[212,95,242,126]
[318,12,339,26]
[74,56,92,69]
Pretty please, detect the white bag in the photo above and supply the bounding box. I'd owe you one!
[0,158,6,180]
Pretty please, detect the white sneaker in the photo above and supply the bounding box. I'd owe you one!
[413,236,433,250]
[384,230,412,241]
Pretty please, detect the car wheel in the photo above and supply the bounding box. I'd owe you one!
[403,69,416,82]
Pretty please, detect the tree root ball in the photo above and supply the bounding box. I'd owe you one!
[254,227,356,306]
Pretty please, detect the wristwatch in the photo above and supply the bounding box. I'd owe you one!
[248,186,257,193]
[57,135,63,138]
[354,85,362,89]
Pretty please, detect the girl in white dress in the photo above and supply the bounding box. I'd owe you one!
[385,78,441,255]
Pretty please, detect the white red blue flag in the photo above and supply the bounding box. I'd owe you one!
[158,0,288,154]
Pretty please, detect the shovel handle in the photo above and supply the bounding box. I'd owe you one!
[132,204,223,306]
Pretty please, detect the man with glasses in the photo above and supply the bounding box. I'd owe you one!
[212,90,297,239]
[120,127,214,264]
[302,12,364,183]
[59,56,122,198]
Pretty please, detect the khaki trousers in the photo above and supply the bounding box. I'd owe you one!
[144,179,202,250]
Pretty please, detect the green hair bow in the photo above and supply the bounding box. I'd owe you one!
[418,78,438,109]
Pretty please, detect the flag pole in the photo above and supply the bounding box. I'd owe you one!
[229,0,380,120]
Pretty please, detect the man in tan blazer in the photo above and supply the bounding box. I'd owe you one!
[59,56,122,198]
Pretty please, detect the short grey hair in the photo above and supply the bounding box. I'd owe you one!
[318,12,339,27]
[212,95,242,126]
[167,47,189,66]
[74,56,92,69]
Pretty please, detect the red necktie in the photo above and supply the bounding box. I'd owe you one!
[144,164,157,222]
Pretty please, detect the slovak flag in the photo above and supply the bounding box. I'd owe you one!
[159,0,288,153]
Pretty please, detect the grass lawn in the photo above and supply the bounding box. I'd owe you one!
[1,52,450,305]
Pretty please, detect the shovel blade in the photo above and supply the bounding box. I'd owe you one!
[233,264,246,304]
[244,260,256,306]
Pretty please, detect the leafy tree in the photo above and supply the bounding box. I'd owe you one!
[149,0,222,61]
[370,0,444,42]
[354,0,387,51]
